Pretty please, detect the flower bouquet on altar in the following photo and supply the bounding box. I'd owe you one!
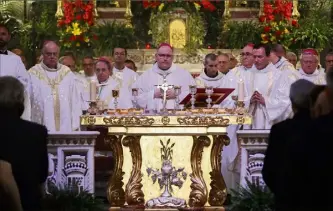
[57,0,97,50]
[259,0,298,48]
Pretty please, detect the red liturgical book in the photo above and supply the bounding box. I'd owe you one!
[180,88,235,108]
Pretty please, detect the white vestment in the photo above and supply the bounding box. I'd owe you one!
[292,68,326,85]
[0,53,31,120]
[113,66,139,107]
[244,63,292,129]
[273,56,295,72]
[29,63,82,132]
[97,76,133,109]
[220,63,292,191]
[133,63,195,110]
[74,73,98,110]
[195,70,224,88]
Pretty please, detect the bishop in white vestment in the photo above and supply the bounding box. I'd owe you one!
[28,41,82,131]
[290,49,326,85]
[95,58,132,109]
[133,43,195,111]
[195,53,224,88]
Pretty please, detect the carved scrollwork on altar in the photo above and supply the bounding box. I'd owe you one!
[103,116,155,126]
[177,116,230,126]
[208,135,230,206]
[105,135,125,206]
[189,136,211,207]
[122,136,145,205]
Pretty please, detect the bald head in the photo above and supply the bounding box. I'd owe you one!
[42,41,59,69]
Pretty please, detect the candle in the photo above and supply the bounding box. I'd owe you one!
[90,80,97,101]
[238,79,245,101]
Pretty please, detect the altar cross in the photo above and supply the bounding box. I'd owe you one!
[156,75,174,111]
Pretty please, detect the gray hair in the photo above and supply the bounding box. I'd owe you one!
[289,79,315,110]
[286,51,297,57]
[0,76,25,112]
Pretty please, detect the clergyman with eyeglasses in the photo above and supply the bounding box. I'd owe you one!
[132,43,195,111]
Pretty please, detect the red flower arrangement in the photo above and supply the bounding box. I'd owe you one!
[143,0,216,12]
[259,0,298,47]
[57,0,97,49]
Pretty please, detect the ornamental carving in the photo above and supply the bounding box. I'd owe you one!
[106,135,125,206]
[161,116,170,125]
[122,136,145,205]
[177,116,230,126]
[103,116,155,126]
[208,135,230,206]
[189,136,211,207]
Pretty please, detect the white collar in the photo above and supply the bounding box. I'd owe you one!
[299,68,320,77]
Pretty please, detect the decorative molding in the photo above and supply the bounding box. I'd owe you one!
[122,136,145,205]
[177,116,230,126]
[189,136,211,207]
[237,130,269,187]
[208,135,230,206]
[106,135,125,206]
[103,116,155,126]
[46,132,98,194]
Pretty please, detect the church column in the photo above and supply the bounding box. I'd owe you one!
[292,0,300,19]
[223,0,231,20]
[124,0,133,28]
[56,0,63,19]
[259,0,264,17]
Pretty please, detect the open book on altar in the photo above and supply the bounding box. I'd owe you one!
[180,88,235,108]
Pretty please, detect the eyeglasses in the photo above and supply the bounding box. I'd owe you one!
[240,52,253,57]
[44,52,57,57]
[157,54,173,58]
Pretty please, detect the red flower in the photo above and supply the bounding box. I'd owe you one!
[291,19,298,27]
[259,16,266,22]
[264,26,271,33]
[275,30,282,37]
[76,15,82,20]
[70,35,77,41]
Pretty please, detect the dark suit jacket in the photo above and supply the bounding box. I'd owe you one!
[0,111,48,211]
[262,111,315,211]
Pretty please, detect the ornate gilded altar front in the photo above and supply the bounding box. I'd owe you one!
[81,109,251,210]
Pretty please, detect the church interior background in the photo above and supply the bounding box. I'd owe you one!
[1,0,333,211]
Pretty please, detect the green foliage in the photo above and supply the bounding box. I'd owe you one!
[0,0,25,20]
[91,21,137,56]
[222,21,262,49]
[42,186,105,211]
[229,179,275,211]
[131,1,152,47]
[149,12,169,48]
[290,0,333,51]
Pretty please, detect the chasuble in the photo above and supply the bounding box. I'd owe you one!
[133,63,195,111]
[29,63,82,132]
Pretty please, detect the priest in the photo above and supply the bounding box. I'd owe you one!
[94,58,133,109]
[0,24,31,121]
[291,49,326,85]
[270,44,295,71]
[195,53,224,88]
[28,41,82,131]
[245,44,292,129]
[220,43,255,108]
[133,43,195,111]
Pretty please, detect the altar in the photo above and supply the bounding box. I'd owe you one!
[80,108,251,210]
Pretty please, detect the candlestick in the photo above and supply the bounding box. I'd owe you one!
[132,88,138,108]
[238,79,245,102]
[112,90,119,110]
[90,80,97,101]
